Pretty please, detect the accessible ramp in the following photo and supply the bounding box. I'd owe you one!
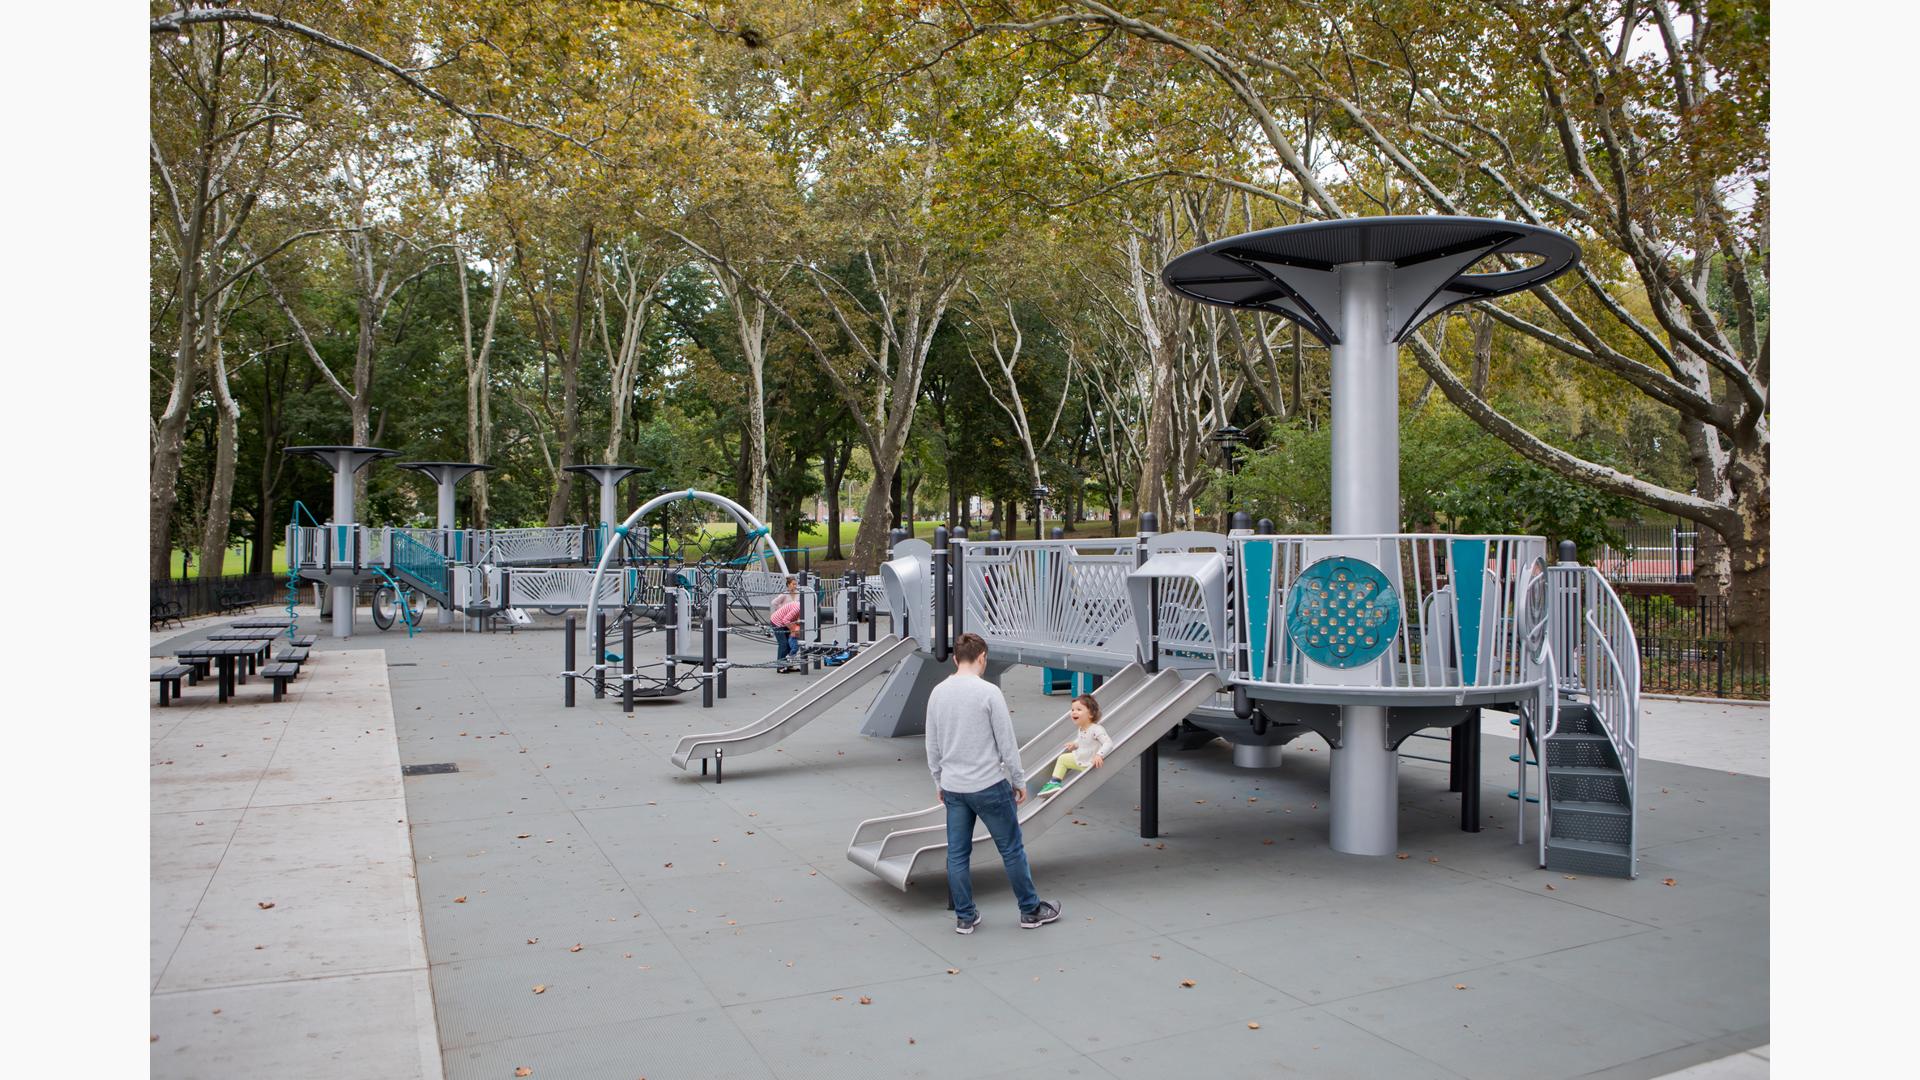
[670,634,920,771]
[846,665,1223,890]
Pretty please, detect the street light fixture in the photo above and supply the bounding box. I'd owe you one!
[1211,424,1248,530]
[1031,483,1050,541]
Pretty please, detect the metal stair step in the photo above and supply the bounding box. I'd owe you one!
[1547,765,1624,779]
[1547,766,1629,804]
[1544,836,1634,878]
[1551,799,1633,845]
[1545,732,1619,768]
[1551,799,1629,816]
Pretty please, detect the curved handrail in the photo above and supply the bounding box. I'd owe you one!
[366,566,420,639]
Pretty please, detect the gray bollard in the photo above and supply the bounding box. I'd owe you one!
[621,613,634,713]
[716,587,729,700]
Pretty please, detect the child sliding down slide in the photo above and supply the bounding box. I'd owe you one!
[1037,694,1114,796]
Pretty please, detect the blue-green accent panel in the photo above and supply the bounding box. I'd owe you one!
[1242,541,1276,679]
[1451,539,1488,686]
[1284,556,1401,669]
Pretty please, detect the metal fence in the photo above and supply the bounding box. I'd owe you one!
[1594,523,1697,583]
[1613,593,1767,699]
[152,573,286,622]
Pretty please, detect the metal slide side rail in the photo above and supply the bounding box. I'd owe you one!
[1230,533,1549,700]
[471,526,594,567]
[846,669,1221,890]
[481,566,636,611]
[958,538,1139,658]
[669,634,918,769]
[847,664,1150,868]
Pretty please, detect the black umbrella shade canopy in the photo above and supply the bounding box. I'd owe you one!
[1160,215,1579,345]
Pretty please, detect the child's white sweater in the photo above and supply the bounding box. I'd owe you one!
[1068,722,1115,767]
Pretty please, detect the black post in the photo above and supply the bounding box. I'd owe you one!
[564,615,577,707]
[622,613,634,713]
[1140,741,1160,839]
[701,603,715,708]
[1257,518,1274,535]
[715,746,724,784]
[594,612,607,699]
[1460,707,1482,833]
[665,590,678,686]
[950,533,966,643]
[1050,527,1064,540]
[1448,719,1464,793]
[716,586,730,700]
[933,526,949,660]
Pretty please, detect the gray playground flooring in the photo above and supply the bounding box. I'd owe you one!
[157,616,1768,1079]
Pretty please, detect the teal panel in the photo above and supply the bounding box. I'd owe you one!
[1451,539,1488,686]
[1242,541,1275,679]
[1283,556,1401,669]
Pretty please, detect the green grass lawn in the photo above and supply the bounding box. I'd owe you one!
[167,546,289,578]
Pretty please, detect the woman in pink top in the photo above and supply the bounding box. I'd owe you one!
[769,577,804,668]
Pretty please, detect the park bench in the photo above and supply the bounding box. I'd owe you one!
[216,588,256,614]
[176,656,211,684]
[151,599,185,628]
[275,647,311,666]
[151,664,192,707]
[262,662,301,702]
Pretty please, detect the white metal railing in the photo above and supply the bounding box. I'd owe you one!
[958,538,1139,657]
[1230,534,1550,696]
[470,525,597,566]
[287,523,375,571]
[1543,562,1641,874]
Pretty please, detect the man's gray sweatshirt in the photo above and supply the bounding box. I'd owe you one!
[925,673,1024,795]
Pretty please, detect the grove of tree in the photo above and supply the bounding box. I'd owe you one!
[150,0,1768,641]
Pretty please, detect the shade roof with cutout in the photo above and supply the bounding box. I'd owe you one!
[1161,215,1579,345]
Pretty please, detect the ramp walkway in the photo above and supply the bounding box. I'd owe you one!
[847,665,1222,890]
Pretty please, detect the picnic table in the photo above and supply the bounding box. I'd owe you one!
[231,617,294,630]
[174,641,267,703]
[206,630,277,668]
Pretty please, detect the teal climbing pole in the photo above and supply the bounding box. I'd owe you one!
[285,501,321,643]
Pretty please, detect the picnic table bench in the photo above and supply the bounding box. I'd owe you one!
[151,664,192,706]
[231,617,294,630]
[173,641,269,703]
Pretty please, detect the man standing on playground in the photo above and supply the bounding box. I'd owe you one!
[925,632,1061,934]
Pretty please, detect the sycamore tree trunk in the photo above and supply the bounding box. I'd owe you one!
[197,327,241,577]
[543,226,596,526]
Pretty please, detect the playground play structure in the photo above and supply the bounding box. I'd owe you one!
[615,216,1642,884]
[285,216,1641,884]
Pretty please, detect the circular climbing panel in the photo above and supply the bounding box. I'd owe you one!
[1285,556,1401,668]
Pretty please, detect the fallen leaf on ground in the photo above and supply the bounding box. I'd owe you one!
[257,901,275,910]
[832,995,844,1001]
[908,1037,916,1045]
[515,1069,532,1077]
[663,863,673,869]
[1180,979,1196,988]
[1151,954,1161,960]
[858,996,872,1005]
[569,944,582,953]
[1663,878,1678,887]
[531,985,547,994]
[516,833,531,839]
[1427,857,1439,864]
[1262,839,1274,845]
[1395,853,1409,860]
[454,896,467,904]
[527,938,539,945]
[1544,883,1557,891]
[211,1009,220,1015]
[150,1035,158,1043]
[946,968,959,975]
[1453,984,1469,990]
[1248,1022,1261,1030]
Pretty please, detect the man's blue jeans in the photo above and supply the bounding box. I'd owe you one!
[944,780,1040,921]
[774,627,794,661]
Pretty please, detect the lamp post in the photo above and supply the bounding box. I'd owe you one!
[1031,483,1050,541]
[1210,424,1248,531]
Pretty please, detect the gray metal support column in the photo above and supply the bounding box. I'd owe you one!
[1328,262,1400,857]
[330,458,356,639]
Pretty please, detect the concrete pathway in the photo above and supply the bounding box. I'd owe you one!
[149,647,441,1079]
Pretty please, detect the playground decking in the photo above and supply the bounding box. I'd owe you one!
[152,619,1768,1079]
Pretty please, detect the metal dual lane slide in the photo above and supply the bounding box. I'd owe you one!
[670,634,921,771]
[847,664,1224,890]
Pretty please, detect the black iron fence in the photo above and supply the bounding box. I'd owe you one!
[1617,594,1767,699]
[151,573,287,623]
[1595,522,1698,583]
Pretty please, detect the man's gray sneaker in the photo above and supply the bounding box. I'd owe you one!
[955,915,982,935]
[1019,901,1061,929]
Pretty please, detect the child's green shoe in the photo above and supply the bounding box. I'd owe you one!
[1037,780,1063,796]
